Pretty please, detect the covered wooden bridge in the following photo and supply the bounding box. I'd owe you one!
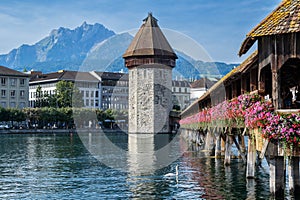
[180,0,300,198]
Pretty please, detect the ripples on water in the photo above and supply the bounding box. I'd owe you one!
[0,132,274,199]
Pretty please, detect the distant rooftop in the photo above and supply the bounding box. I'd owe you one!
[0,65,28,77]
[190,78,216,89]
[29,70,129,83]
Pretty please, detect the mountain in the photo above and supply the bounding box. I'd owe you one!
[82,33,236,79]
[0,22,115,72]
[80,32,133,72]
[0,22,237,78]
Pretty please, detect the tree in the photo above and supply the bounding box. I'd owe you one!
[7,108,26,126]
[35,85,44,107]
[54,81,84,108]
[0,107,9,122]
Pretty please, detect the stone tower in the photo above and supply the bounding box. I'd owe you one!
[123,13,177,134]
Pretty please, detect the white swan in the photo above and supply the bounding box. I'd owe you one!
[164,164,179,177]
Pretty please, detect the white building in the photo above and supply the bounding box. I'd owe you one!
[190,77,217,103]
[29,70,99,108]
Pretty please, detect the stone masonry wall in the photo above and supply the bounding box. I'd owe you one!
[128,64,172,133]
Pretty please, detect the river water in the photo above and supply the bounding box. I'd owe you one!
[0,130,277,199]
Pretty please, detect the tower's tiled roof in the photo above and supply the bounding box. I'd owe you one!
[239,0,300,56]
[123,13,177,59]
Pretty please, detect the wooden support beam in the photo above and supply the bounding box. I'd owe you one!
[215,131,221,158]
[242,127,247,136]
[288,157,300,196]
[257,140,269,166]
[204,128,215,156]
[221,128,226,156]
[224,133,233,166]
[232,135,246,163]
[246,136,256,178]
[221,136,225,156]
[238,134,246,154]
[269,156,285,198]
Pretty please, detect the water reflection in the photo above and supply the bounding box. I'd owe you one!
[0,132,275,199]
[182,139,271,199]
[127,134,156,175]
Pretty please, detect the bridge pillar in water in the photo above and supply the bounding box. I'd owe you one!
[269,156,285,198]
[288,157,300,196]
[246,136,256,178]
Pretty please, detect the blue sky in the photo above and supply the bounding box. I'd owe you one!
[0,0,282,63]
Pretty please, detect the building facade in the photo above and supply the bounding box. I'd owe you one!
[29,70,100,108]
[0,66,29,108]
[91,71,129,110]
[29,69,190,113]
[172,80,190,110]
[189,77,217,103]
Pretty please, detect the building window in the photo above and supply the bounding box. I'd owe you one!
[10,90,15,97]
[20,90,25,98]
[1,78,6,85]
[10,102,16,107]
[91,91,94,98]
[10,78,16,86]
[19,102,26,108]
[1,102,6,108]
[1,90,6,97]
[91,99,94,107]
[20,78,25,86]
[95,91,99,98]
[179,88,181,93]
[86,91,89,97]
[86,99,89,107]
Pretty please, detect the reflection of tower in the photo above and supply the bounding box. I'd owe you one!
[123,13,178,133]
[127,135,156,175]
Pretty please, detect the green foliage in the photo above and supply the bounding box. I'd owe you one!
[0,107,127,129]
[34,81,84,108]
[55,81,84,108]
[0,107,9,121]
[7,108,26,122]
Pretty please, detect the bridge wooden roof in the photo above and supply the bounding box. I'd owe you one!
[123,13,177,59]
[239,0,300,56]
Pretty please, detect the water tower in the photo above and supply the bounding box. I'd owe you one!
[123,13,177,133]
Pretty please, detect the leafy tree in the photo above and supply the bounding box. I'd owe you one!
[0,107,9,121]
[35,85,44,107]
[7,108,26,125]
[55,81,84,108]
